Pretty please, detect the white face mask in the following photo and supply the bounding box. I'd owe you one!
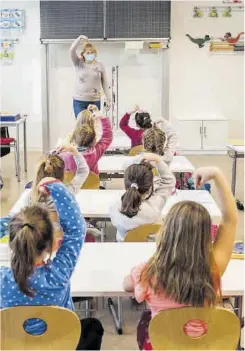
[84,53,95,62]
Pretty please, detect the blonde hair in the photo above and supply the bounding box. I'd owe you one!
[71,121,96,148]
[81,42,97,61]
[76,109,95,128]
[30,154,65,205]
[141,201,220,307]
[143,123,166,156]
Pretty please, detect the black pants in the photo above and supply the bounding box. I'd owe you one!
[76,318,104,350]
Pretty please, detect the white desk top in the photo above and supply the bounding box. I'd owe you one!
[108,135,131,150]
[99,155,195,174]
[1,243,242,297]
[227,144,245,154]
[76,189,221,223]
[0,116,27,126]
[11,189,221,223]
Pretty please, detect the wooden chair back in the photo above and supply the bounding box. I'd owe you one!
[128,145,145,156]
[124,223,162,242]
[81,171,100,189]
[63,171,75,185]
[149,307,240,350]
[1,306,81,350]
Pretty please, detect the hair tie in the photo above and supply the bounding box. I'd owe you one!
[131,183,138,190]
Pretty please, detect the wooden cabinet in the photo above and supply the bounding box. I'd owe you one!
[175,118,228,153]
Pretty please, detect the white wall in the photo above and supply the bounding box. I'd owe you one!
[0,1,42,150]
[1,0,244,151]
[170,1,244,138]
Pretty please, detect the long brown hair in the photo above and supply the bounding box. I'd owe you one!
[71,123,96,148]
[9,206,53,297]
[143,123,166,156]
[30,154,65,205]
[141,201,220,306]
[120,162,153,218]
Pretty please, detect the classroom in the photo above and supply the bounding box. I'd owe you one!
[0,0,244,350]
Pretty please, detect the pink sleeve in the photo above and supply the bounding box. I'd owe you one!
[94,118,113,160]
[131,263,147,303]
[119,113,138,140]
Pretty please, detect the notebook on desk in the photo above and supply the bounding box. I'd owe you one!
[232,241,244,260]
[0,113,20,122]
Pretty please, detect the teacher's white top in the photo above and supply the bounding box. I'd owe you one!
[99,155,195,174]
[0,243,243,297]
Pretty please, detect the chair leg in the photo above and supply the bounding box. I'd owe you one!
[14,142,18,177]
[85,299,92,318]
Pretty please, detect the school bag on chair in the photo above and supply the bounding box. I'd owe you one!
[0,127,11,158]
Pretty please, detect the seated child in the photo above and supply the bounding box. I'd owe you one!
[0,179,104,350]
[109,153,175,242]
[71,109,113,175]
[123,166,238,350]
[120,106,152,148]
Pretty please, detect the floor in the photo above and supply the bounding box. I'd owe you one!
[0,151,244,349]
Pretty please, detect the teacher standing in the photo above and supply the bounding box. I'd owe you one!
[69,34,111,118]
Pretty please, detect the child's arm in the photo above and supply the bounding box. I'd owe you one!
[94,115,113,159]
[39,179,86,285]
[58,145,89,193]
[119,106,139,139]
[69,35,88,66]
[142,153,176,199]
[156,118,178,164]
[123,264,147,303]
[194,167,238,276]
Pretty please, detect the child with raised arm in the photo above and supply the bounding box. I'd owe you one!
[123,167,238,350]
[109,153,175,242]
[0,179,104,349]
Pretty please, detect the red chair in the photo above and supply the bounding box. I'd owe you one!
[0,136,18,176]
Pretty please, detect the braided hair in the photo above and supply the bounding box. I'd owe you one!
[143,123,166,156]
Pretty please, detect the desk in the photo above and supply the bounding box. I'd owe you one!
[99,155,195,175]
[0,243,243,334]
[11,189,221,225]
[226,143,244,196]
[76,189,221,224]
[107,133,131,153]
[0,117,27,182]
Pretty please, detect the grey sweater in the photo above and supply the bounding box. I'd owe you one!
[70,37,110,102]
[109,160,176,241]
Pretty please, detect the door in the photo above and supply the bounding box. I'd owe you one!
[203,120,228,150]
[176,120,202,150]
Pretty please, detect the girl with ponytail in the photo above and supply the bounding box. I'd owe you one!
[110,153,175,241]
[0,179,104,349]
[119,105,152,148]
[143,118,178,166]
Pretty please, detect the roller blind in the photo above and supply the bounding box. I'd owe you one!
[105,1,171,39]
[40,1,104,39]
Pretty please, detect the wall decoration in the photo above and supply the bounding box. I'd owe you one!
[0,9,25,31]
[222,6,232,16]
[186,34,211,48]
[193,6,203,18]
[209,6,218,17]
[0,39,15,64]
[223,31,244,43]
[210,32,244,52]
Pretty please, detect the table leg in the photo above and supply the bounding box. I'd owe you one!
[108,297,123,335]
[234,296,243,350]
[231,152,237,196]
[23,120,27,172]
[16,124,20,182]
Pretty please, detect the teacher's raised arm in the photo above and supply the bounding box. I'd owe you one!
[69,35,111,118]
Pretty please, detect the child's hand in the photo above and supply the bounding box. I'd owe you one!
[194,167,219,189]
[142,153,161,165]
[87,104,99,113]
[128,105,139,114]
[92,112,107,120]
[57,144,79,155]
[37,177,58,196]
[155,117,168,125]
